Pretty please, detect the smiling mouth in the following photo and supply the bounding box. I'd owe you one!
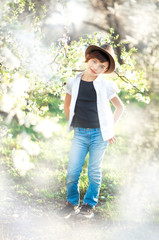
[90,68,96,74]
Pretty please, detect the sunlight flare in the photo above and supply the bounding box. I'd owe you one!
[12,149,35,176]
[17,132,40,156]
[33,119,61,138]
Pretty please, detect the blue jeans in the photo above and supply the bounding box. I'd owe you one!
[67,128,108,207]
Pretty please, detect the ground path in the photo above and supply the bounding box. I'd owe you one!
[0,166,159,240]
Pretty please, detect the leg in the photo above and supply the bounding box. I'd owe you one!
[83,129,108,207]
[67,128,88,206]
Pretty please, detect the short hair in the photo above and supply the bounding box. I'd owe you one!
[85,50,110,72]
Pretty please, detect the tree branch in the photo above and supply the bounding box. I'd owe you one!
[114,70,149,95]
[72,69,84,72]
[83,20,109,32]
[72,69,149,96]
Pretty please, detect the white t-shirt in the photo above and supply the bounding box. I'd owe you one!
[66,72,119,141]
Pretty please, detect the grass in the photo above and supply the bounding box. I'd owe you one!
[0,127,122,219]
[0,101,159,221]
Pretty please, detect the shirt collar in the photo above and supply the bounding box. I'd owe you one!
[75,72,104,82]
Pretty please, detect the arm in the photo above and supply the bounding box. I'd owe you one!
[108,95,125,144]
[111,95,125,124]
[64,93,71,120]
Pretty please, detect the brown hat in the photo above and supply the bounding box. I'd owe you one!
[85,43,115,73]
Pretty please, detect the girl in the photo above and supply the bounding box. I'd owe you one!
[60,43,124,219]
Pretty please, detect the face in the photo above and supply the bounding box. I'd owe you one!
[86,57,109,76]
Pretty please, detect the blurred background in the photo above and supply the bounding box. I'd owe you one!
[0,0,159,239]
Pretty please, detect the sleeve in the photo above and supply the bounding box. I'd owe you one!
[107,81,120,101]
[66,77,73,95]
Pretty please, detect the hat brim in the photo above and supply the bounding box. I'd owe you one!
[85,45,115,74]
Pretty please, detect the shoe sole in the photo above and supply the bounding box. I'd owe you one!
[76,212,94,219]
[63,208,80,219]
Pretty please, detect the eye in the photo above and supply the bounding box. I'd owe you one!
[93,59,96,63]
[100,65,105,69]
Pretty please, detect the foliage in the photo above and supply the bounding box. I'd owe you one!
[0,130,121,216]
[50,31,150,103]
[1,0,47,33]
[0,30,150,146]
[1,0,158,222]
[0,0,150,146]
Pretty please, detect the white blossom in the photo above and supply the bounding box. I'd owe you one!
[12,149,34,176]
[33,119,61,138]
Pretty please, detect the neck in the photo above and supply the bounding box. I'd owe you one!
[82,71,98,82]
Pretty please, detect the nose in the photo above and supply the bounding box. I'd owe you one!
[94,65,101,72]
[93,63,98,71]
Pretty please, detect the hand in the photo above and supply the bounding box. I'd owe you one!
[108,136,117,144]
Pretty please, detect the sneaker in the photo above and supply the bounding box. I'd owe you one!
[58,202,80,219]
[77,203,94,219]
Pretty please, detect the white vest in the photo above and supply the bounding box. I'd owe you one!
[66,72,119,141]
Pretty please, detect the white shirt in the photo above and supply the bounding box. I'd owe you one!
[66,72,119,141]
